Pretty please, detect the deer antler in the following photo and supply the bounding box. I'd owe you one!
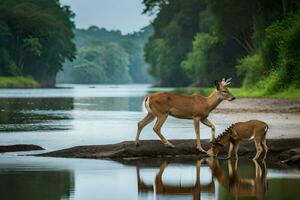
[224,78,232,86]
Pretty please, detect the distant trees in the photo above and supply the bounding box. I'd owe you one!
[0,0,76,87]
[143,0,300,93]
[58,25,153,84]
[144,0,206,86]
[62,41,131,84]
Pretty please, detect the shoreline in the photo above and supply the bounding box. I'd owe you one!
[35,139,300,168]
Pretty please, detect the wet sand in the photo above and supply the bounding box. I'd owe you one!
[211,98,300,139]
[215,98,300,113]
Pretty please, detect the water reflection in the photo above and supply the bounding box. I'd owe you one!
[0,156,299,200]
[0,98,73,132]
[207,158,267,200]
[136,159,271,200]
[74,97,144,111]
[137,160,215,200]
[0,170,74,200]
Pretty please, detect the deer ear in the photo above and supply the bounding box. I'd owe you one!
[214,80,220,90]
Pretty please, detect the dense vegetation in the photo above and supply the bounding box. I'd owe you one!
[143,0,300,95]
[57,26,153,84]
[0,0,76,87]
[0,76,39,88]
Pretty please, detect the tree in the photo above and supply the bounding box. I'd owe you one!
[0,0,76,87]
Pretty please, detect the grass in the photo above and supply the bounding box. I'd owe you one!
[175,87,300,99]
[0,76,40,88]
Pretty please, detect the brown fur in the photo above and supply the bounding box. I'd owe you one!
[207,120,269,160]
[135,79,235,151]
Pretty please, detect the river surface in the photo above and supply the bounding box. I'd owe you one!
[0,84,299,200]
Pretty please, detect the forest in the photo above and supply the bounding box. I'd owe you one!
[143,0,300,96]
[57,25,153,84]
[0,0,299,97]
[0,0,75,87]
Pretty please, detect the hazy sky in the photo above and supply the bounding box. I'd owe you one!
[60,0,154,34]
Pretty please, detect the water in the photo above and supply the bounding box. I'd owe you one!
[0,84,299,200]
[0,84,209,150]
[0,156,299,200]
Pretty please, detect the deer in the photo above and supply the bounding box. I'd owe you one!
[135,78,236,152]
[207,120,269,160]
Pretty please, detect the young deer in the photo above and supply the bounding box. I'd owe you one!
[207,120,269,160]
[135,78,236,152]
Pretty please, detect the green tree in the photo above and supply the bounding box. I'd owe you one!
[144,0,206,86]
[0,0,76,87]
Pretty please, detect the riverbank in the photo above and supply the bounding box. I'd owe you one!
[0,76,39,88]
[36,139,300,168]
[175,87,300,99]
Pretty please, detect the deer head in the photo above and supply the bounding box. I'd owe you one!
[214,78,235,101]
[207,141,223,157]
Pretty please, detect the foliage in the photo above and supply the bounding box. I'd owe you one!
[236,52,265,88]
[181,33,220,85]
[0,0,76,87]
[59,42,132,84]
[0,76,39,88]
[58,25,153,84]
[144,0,299,96]
[144,0,206,86]
[237,7,300,94]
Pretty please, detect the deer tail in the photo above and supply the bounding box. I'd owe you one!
[143,96,152,113]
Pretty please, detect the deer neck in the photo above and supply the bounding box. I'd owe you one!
[206,90,222,112]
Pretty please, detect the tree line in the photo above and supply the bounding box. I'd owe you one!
[57,25,153,84]
[0,0,76,87]
[143,0,300,94]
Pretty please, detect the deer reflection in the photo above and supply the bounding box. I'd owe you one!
[136,160,215,200]
[207,158,267,200]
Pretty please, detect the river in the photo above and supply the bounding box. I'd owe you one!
[0,84,299,200]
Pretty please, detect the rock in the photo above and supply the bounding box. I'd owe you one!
[37,138,300,166]
[0,144,44,153]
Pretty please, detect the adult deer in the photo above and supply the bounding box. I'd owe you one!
[135,78,236,152]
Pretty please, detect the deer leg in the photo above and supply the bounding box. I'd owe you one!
[135,112,155,146]
[262,139,268,160]
[233,141,240,160]
[153,114,174,148]
[253,139,263,160]
[227,142,233,159]
[194,117,206,152]
[201,118,216,142]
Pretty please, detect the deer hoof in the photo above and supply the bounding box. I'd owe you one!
[134,141,140,147]
[165,142,175,148]
[196,146,206,153]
